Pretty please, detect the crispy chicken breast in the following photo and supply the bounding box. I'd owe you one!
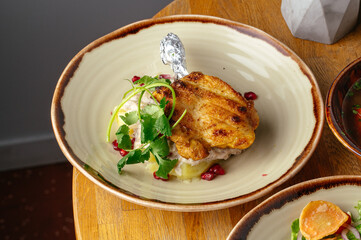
[153,72,259,160]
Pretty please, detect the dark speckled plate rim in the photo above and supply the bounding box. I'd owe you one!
[227,175,361,240]
[326,57,361,158]
[51,14,324,212]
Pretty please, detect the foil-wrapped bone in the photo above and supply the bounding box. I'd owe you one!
[160,33,189,80]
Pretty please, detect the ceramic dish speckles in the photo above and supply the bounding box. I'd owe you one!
[227,175,361,240]
[51,15,324,211]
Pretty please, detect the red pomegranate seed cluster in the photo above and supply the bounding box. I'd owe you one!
[158,74,172,79]
[201,164,226,181]
[112,140,121,151]
[244,91,258,100]
[132,76,140,82]
[112,138,135,157]
[153,172,169,181]
[132,75,144,86]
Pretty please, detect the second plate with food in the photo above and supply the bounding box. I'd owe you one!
[228,175,361,239]
[51,15,324,211]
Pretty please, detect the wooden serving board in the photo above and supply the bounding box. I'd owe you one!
[73,0,361,239]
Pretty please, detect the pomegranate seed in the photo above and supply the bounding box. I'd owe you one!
[112,140,129,156]
[132,76,144,86]
[244,91,257,100]
[131,137,135,149]
[153,172,169,181]
[201,172,216,181]
[132,76,140,82]
[159,74,172,79]
[119,149,129,157]
[209,164,225,175]
[112,140,121,151]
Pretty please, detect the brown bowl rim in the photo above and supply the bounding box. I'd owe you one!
[325,57,361,157]
[51,14,324,212]
[227,175,361,239]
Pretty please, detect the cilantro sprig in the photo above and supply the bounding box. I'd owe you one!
[352,105,361,115]
[290,219,305,240]
[106,75,187,179]
[354,200,361,222]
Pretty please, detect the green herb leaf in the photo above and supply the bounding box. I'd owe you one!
[353,110,359,115]
[134,75,171,90]
[117,150,137,172]
[356,224,361,234]
[125,149,149,165]
[116,124,129,135]
[131,149,150,165]
[139,148,151,162]
[290,219,306,240]
[140,116,158,143]
[141,103,171,140]
[115,125,132,149]
[120,111,138,125]
[347,231,359,240]
[153,77,171,85]
[155,115,172,137]
[153,153,178,179]
[355,200,361,221]
[353,105,361,109]
[142,104,163,118]
[117,152,133,172]
[159,97,169,110]
[353,80,361,90]
[347,91,355,97]
[291,219,300,240]
[117,148,151,173]
[134,75,155,85]
[108,75,188,179]
[150,137,169,157]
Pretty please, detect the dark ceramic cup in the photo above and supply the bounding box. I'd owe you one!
[326,57,361,157]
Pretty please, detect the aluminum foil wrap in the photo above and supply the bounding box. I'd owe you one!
[160,33,189,80]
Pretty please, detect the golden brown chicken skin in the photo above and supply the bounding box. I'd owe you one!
[153,72,259,160]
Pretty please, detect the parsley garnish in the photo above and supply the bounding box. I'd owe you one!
[106,75,187,179]
[355,200,361,221]
[347,91,354,97]
[353,80,361,90]
[347,231,360,240]
[291,219,306,240]
[352,105,361,115]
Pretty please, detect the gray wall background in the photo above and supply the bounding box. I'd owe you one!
[0,0,172,170]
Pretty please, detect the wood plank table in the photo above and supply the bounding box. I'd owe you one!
[72,0,361,239]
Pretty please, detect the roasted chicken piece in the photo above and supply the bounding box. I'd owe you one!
[153,72,259,160]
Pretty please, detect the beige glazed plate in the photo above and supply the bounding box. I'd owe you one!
[51,15,324,211]
[227,175,361,240]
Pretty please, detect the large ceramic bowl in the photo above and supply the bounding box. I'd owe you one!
[326,57,361,157]
[51,15,324,211]
[227,175,361,240]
